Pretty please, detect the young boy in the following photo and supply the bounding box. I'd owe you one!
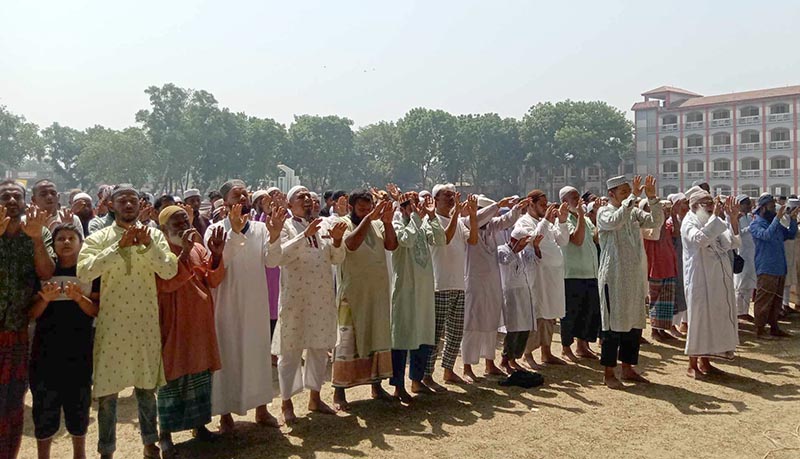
[29,223,99,459]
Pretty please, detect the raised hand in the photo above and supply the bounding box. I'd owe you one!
[545,204,558,223]
[632,175,643,197]
[63,281,85,302]
[304,218,323,238]
[0,205,9,237]
[367,201,385,221]
[267,205,288,241]
[777,203,786,220]
[207,226,226,258]
[70,199,88,216]
[327,221,347,243]
[334,195,348,216]
[182,228,201,251]
[791,206,800,219]
[643,175,657,199]
[497,196,515,209]
[422,195,436,219]
[369,187,382,203]
[22,205,49,240]
[229,204,249,234]
[514,197,531,211]
[713,198,725,217]
[512,235,531,253]
[135,226,152,247]
[178,203,195,226]
[118,227,137,248]
[558,202,570,223]
[466,194,478,216]
[380,201,395,224]
[59,208,74,226]
[138,200,153,222]
[532,234,545,248]
[39,282,62,302]
[386,183,402,202]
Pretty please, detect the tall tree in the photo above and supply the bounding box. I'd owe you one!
[396,108,459,188]
[457,114,524,196]
[77,126,156,189]
[0,106,42,167]
[243,116,288,188]
[40,123,86,188]
[354,121,401,188]
[286,115,355,190]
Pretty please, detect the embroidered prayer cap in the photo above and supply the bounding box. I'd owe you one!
[558,186,578,202]
[183,188,200,199]
[735,194,750,205]
[476,194,495,209]
[158,205,185,226]
[220,179,246,199]
[287,185,309,203]
[606,175,628,191]
[71,192,93,204]
[110,184,138,200]
[432,183,456,198]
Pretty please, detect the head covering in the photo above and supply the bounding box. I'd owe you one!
[683,186,702,203]
[266,186,281,196]
[183,188,200,199]
[287,185,309,203]
[788,198,800,209]
[212,198,224,209]
[668,192,686,205]
[692,180,708,188]
[559,186,578,202]
[251,189,268,204]
[581,191,594,202]
[419,190,431,199]
[587,201,597,213]
[476,194,495,208]
[606,175,627,190]
[756,193,774,211]
[510,227,529,241]
[212,206,224,219]
[527,189,546,202]
[735,194,750,205]
[158,205,185,226]
[432,183,456,198]
[220,179,246,199]
[71,192,92,204]
[110,184,138,200]
[689,189,713,207]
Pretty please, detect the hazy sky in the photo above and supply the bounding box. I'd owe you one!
[2,0,798,131]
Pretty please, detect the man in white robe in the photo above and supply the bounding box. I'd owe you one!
[273,186,347,423]
[734,195,756,322]
[204,179,286,432]
[682,191,741,378]
[597,175,662,389]
[514,190,570,368]
[780,198,799,314]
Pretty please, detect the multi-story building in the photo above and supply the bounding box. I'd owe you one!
[632,85,800,197]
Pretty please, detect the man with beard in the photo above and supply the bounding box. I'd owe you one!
[30,179,85,238]
[70,192,95,236]
[204,179,286,432]
[77,184,178,459]
[272,186,347,422]
[331,190,397,411]
[597,175,662,389]
[750,194,798,339]
[559,186,601,362]
[0,180,55,459]
[156,206,227,456]
[514,189,570,368]
[183,188,211,237]
[682,192,740,378]
[733,195,757,323]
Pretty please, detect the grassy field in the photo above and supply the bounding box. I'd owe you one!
[20,315,800,459]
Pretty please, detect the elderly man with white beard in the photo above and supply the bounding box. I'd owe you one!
[681,190,741,379]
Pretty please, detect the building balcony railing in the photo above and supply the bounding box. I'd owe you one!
[740,142,761,151]
[769,113,792,122]
[661,147,679,155]
[739,115,761,125]
[769,169,792,177]
[711,144,732,153]
[769,140,791,150]
[711,171,732,179]
[711,118,732,127]
[686,146,704,154]
[686,171,705,179]
[739,170,761,178]
[661,123,679,132]
[685,121,704,130]
[661,172,679,180]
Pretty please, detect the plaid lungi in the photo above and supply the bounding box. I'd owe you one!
[0,331,28,459]
[648,277,677,330]
[157,370,212,433]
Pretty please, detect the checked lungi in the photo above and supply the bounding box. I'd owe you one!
[648,277,676,330]
[157,370,212,433]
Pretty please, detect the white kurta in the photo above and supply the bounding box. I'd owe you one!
[597,196,663,332]
[734,214,756,291]
[205,219,281,416]
[272,217,345,354]
[497,244,538,332]
[514,214,569,319]
[462,205,521,363]
[681,212,740,356]
[780,215,798,286]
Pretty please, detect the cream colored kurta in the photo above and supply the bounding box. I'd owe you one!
[272,217,345,354]
[205,219,282,416]
[514,214,569,319]
[597,196,663,332]
[77,222,178,398]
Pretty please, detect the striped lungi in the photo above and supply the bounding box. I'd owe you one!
[648,277,677,330]
[156,370,212,433]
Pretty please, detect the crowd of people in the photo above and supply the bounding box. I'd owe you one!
[0,174,797,459]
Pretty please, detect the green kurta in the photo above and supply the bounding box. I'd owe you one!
[390,214,445,350]
[337,216,392,356]
[77,222,178,397]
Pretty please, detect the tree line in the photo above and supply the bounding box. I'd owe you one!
[1,83,634,197]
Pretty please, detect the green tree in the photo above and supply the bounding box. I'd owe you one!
[457,114,524,196]
[77,126,156,188]
[396,108,459,188]
[354,121,400,188]
[286,115,356,190]
[40,123,87,188]
[0,106,42,167]
[243,116,288,188]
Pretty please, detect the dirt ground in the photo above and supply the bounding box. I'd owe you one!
[20,315,800,459]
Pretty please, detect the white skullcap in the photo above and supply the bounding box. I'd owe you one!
[286,185,309,203]
[510,227,530,241]
[587,201,597,213]
[183,188,200,199]
[419,190,431,199]
[71,192,92,204]
[266,187,281,195]
[559,186,578,201]
[683,186,702,203]
[606,175,628,190]
[476,194,495,208]
[668,192,686,205]
[251,189,268,203]
[432,183,456,198]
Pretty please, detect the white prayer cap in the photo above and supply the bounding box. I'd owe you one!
[419,190,431,199]
[71,192,92,204]
[683,186,702,203]
[788,198,800,209]
[587,201,597,213]
[251,189,268,203]
[476,194,495,208]
[510,226,529,241]
[183,188,200,199]
[432,183,456,198]
[689,189,713,207]
[735,194,750,204]
[559,186,578,201]
[668,192,686,205]
[286,185,309,203]
[606,175,628,190]
[266,187,281,196]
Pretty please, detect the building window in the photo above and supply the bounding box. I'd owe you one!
[662,114,678,125]
[773,185,791,196]
[741,130,760,144]
[741,157,760,170]
[712,132,731,145]
[771,104,790,114]
[714,159,731,171]
[771,129,790,141]
[687,135,703,147]
[713,185,732,196]
[740,106,760,117]
[686,112,703,122]
[663,185,679,195]
[663,161,678,173]
[771,157,790,169]
[712,109,731,120]
[741,184,760,197]
[662,136,678,149]
[687,160,704,172]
